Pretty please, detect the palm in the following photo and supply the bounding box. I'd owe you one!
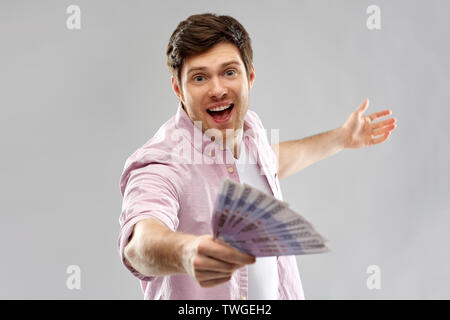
[341,98,397,149]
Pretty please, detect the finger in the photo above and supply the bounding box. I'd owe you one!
[357,98,369,114]
[199,275,232,288]
[372,123,396,136]
[368,110,392,122]
[371,117,396,130]
[198,240,256,265]
[372,131,391,145]
[195,270,232,282]
[194,255,241,273]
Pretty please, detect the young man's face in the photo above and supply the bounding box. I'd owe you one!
[172,42,255,140]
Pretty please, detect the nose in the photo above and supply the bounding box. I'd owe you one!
[208,77,228,100]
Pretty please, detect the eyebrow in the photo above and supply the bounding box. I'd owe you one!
[187,60,241,76]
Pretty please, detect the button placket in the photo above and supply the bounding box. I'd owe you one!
[220,146,237,178]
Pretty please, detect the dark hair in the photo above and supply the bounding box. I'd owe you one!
[166,13,253,90]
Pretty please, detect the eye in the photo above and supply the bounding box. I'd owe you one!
[225,69,237,76]
[193,75,205,82]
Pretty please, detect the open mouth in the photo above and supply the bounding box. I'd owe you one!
[206,104,234,123]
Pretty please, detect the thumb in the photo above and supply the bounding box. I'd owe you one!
[357,98,369,114]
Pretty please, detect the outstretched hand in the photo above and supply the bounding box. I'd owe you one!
[341,98,397,148]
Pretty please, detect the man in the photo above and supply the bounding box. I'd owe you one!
[118,13,397,300]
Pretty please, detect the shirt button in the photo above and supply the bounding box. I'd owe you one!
[228,167,234,173]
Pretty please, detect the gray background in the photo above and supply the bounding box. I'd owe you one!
[1,0,449,299]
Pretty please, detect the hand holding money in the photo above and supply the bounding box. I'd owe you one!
[181,234,256,288]
[212,179,330,257]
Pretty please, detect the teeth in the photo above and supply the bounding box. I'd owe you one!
[209,104,232,112]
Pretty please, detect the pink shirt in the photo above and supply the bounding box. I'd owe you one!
[118,103,305,300]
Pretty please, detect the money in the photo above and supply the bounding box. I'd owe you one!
[211,179,330,257]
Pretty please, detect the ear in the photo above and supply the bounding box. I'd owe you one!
[171,76,184,102]
[248,63,255,90]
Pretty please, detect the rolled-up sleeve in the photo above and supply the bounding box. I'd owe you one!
[118,162,180,281]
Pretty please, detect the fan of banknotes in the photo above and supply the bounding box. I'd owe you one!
[212,179,330,257]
